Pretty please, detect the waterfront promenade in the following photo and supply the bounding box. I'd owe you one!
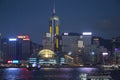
[0,63,120,71]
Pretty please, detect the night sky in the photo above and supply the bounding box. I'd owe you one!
[0,0,120,44]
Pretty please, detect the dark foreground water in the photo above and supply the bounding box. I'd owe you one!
[0,67,119,80]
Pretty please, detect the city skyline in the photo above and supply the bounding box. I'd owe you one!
[0,0,120,43]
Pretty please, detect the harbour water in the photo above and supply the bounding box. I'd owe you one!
[0,67,119,80]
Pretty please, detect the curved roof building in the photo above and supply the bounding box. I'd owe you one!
[38,49,55,59]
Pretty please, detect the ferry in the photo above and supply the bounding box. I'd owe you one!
[26,63,40,70]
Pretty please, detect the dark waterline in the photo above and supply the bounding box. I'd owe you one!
[0,67,119,80]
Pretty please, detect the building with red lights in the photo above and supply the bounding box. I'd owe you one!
[17,35,30,60]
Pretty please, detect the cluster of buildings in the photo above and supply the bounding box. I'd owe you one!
[0,34,42,64]
[0,5,120,67]
[35,5,120,66]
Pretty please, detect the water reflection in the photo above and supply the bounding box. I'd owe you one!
[77,67,99,73]
[4,68,31,80]
[0,67,103,80]
[59,68,73,71]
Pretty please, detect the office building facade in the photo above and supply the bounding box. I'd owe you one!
[17,35,30,60]
[61,32,84,64]
[8,38,17,60]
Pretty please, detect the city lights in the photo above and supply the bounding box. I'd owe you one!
[7,60,12,64]
[102,52,108,56]
[17,35,30,40]
[17,36,26,38]
[64,33,69,35]
[9,38,17,41]
[82,32,92,35]
[23,38,30,40]
[7,60,19,64]
[12,60,19,64]
[0,1,119,79]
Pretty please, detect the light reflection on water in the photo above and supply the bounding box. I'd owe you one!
[3,68,31,80]
[0,67,100,80]
[76,67,99,73]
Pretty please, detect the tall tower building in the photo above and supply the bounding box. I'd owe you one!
[49,3,60,52]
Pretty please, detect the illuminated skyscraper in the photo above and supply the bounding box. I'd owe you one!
[8,38,17,60]
[17,35,30,60]
[49,3,60,52]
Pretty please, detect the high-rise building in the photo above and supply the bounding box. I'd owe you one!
[43,33,53,50]
[82,32,92,46]
[49,4,60,52]
[112,36,120,64]
[1,37,8,62]
[82,32,93,64]
[92,37,100,47]
[17,35,30,60]
[41,3,61,65]
[61,32,83,64]
[82,32,92,57]
[83,35,112,65]
[8,38,17,60]
[42,3,61,52]
[62,33,83,53]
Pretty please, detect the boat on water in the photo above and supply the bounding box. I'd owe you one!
[26,63,40,70]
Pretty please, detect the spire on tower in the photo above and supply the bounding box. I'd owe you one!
[53,1,56,14]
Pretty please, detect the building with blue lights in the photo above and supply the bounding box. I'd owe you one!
[8,38,17,60]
